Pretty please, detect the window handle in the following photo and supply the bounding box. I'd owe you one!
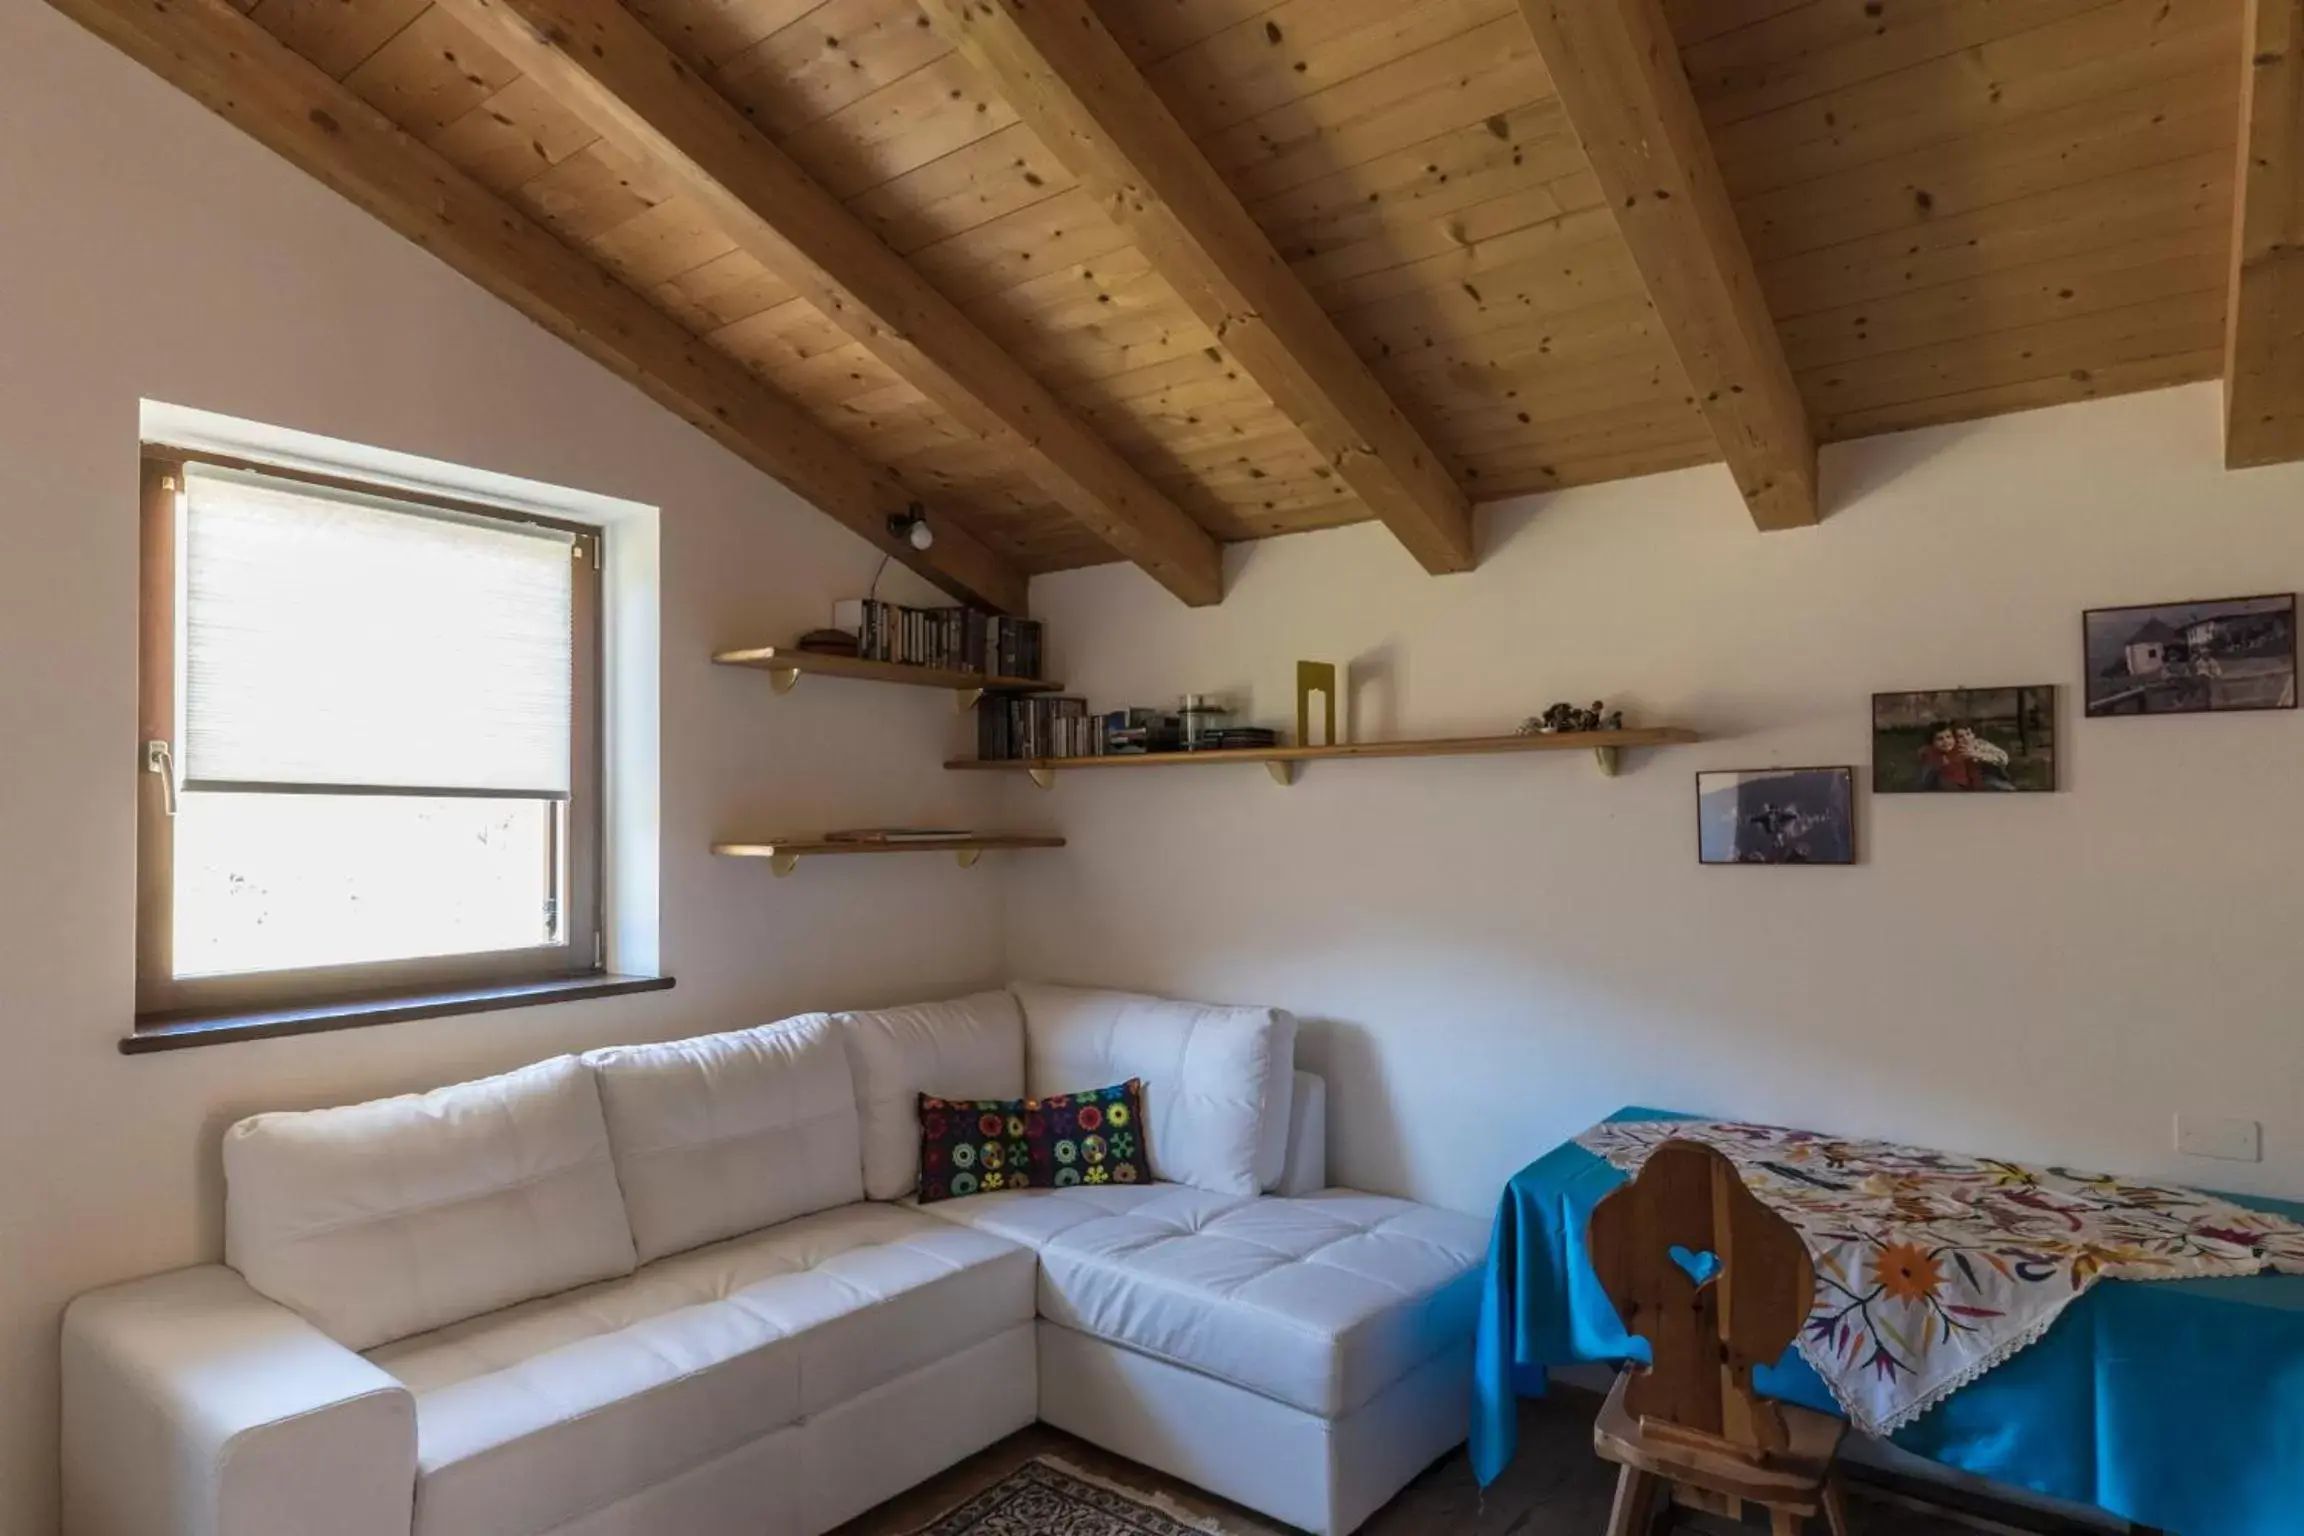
[145,740,179,817]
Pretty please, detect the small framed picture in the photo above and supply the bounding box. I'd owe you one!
[2083,594,2296,717]
[1697,767,1856,866]
[1873,687,2056,793]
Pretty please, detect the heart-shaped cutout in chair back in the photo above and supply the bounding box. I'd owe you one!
[1668,1244,1722,1288]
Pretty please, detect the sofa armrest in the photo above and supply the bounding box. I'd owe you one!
[64,1265,415,1536]
[1275,1071,1328,1195]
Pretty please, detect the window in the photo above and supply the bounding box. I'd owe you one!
[137,450,603,1027]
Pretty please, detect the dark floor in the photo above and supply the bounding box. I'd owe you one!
[833,1388,2119,1536]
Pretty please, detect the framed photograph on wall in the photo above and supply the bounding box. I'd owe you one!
[2083,594,2296,717]
[1696,767,1856,866]
[1873,687,2056,793]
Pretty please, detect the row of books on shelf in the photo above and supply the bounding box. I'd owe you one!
[829,600,1045,677]
[974,700,1284,761]
[978,695,1098,760]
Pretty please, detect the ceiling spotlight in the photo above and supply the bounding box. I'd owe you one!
[888,504,935,552]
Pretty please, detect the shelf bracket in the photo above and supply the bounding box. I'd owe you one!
[1027,766,1056,791]
[770,851,800,877]
[1266,761,1299,787]
[956,848,983,870]
[1593,746,1621,779]
[767,667,800,696]
[956,687,984,713]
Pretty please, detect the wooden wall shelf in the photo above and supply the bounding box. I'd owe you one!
[713,834,1067,877]
[714,646,1062,710]
[946,728,1699,786]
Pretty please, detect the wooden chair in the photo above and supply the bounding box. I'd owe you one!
[1587,1139,1854,1536]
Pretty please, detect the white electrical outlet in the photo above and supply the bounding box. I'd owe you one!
[2174,1114,2262,1163]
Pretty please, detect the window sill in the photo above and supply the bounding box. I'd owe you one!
[124,973,676,1054]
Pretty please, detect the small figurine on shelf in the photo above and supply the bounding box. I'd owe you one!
[1519,700,1624,735]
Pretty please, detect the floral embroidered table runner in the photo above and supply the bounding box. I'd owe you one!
[1575,1119,2304,1435]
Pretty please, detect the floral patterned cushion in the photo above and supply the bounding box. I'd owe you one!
[1039,1079,1151,1191]
[916,1094,1040,1205]
[915,1079,1152,1203]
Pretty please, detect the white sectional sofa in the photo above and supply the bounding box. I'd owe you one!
[63,984,1487,1536]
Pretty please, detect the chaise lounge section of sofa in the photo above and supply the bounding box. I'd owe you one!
[63,984,1486,1536]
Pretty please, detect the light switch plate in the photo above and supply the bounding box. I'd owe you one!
[2174,1114,2262,1163]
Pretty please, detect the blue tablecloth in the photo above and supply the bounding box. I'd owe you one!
[1471,1110,2304,1535]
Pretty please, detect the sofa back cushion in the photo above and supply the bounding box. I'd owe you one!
[838,990,1024,1200]
[223,1055,637,1350]
[584,1014,863,1263]
[1012,983,1297,1196]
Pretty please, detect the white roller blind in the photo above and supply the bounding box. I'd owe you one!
[181,465,577,796]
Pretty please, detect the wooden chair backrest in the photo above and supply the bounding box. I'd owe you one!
[1588,1138,1814,1458]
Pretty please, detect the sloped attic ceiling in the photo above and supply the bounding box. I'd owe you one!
[54,0,2273,608]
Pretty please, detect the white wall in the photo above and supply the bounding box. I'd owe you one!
[1008,383,2304,1218]
[0,7,1009,1531]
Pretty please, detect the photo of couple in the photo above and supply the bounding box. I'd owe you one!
[1914,720,2017,791]
[1873,687,2055,794]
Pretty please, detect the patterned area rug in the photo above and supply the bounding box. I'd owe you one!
[910,1458,1230,1536]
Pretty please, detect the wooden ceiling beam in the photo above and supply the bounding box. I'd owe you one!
[45,0,1029,614]
[430,0,1224,607]
[918,0,1478,577]
[2226,0,2304,468]
[1516,0,1818,531]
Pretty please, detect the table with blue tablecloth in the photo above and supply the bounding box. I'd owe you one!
[1471,1109,2304,1535]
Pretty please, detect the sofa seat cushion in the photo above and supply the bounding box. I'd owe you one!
[917,1187,1486,1419]
[367,1203,1033,1536]
[908,1182,1255,1249]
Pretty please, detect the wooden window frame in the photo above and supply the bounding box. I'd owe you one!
[135,447,607,1030]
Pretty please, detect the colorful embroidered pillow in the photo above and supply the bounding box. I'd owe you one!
[916,1094,1041,1205]
[1039,1079,1151,1191]
[915,1079,1152,1202]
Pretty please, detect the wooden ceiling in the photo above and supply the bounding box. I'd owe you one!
[52,0,2295,610]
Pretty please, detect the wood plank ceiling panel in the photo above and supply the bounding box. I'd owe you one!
[623,0,826,72]
[249,0,432,74]
[1101,0,1295,64]
[1109,0,1713,504]
[257,0,1128,573]
[426,0,1227,603]
[923,0,1482,567]
[681,0,1376,551]
[523,0,1350,559]
[1517,0,1818,528]
[1679,0,2242,443]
